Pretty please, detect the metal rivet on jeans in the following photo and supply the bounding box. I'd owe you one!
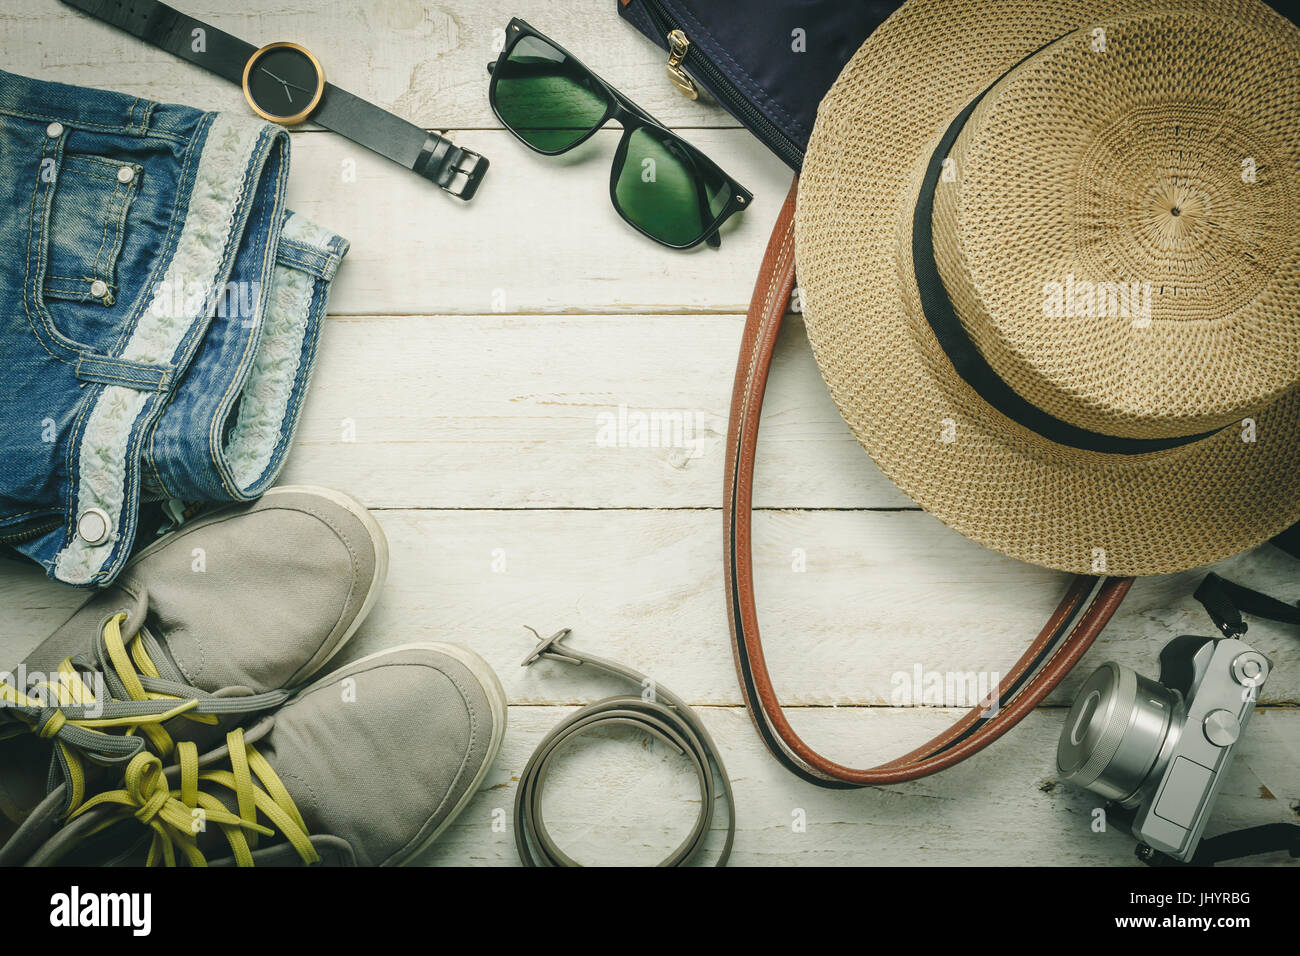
[117,166,135,183]
[46,122,64,138]
[90,279,108,298]
[77,508,111,545]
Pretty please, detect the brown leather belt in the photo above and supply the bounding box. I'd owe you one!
[724,177,1133,788]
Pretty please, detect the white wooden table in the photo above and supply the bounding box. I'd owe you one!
[3,0,1297,867]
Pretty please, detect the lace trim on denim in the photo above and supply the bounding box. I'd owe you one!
[55,113,268,585]
[223,214,321,491]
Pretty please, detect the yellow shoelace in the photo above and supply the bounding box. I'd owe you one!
[71,727,318,867]
[0,613,211,814]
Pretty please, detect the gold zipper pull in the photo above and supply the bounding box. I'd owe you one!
[665,29,699,100]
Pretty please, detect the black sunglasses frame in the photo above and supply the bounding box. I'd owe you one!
[487,17,752,250]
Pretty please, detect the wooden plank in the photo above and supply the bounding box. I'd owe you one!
[281,313,911,509]
[419,705,1300,866]
[283,129,792,316]
[8,0,744,130]
[7,509,1299,706]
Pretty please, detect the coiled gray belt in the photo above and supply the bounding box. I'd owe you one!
[515,628,735,867]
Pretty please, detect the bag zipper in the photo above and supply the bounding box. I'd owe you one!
[665,29,698,100]
[638,0,804,169]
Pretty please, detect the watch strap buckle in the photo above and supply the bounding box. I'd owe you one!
[442,147,488,201]
[414,132,488,201]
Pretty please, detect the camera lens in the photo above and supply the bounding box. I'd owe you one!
[1056,661,1180,803]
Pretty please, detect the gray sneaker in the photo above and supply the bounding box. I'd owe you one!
[0,485,388,858]
[18,643,507,867]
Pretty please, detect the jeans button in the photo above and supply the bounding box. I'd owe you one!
[117,165,135,184]
[46,121,64,138]
[90,279,108,298]
[77,508,111,545]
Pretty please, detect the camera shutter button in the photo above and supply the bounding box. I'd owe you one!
[1202,709,1240,747]
[1230,651,1268,687]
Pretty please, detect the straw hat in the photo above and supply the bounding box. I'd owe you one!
[796,0,1300,576]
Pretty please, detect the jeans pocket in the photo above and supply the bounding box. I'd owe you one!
[42,152,142,308]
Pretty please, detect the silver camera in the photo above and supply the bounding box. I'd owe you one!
[1056,634,1271,862]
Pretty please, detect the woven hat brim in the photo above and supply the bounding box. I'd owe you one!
[795,0,1300,576]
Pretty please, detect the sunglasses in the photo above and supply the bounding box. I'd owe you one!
[487,18,752,250]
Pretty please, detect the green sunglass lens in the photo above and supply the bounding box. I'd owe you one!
[613,127,733,247]
[493,35,610,152]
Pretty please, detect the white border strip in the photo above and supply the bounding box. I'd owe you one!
[55,113,268,585]
[223,214,321,491]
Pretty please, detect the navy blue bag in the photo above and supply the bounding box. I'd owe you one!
[617,0,901,170]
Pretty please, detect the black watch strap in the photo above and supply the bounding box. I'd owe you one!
[60,0,488,200]
[310,85,487,199]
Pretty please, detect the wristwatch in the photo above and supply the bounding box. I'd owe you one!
[60,0,488,200]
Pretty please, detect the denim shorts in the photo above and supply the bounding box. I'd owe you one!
[0,69,348,587]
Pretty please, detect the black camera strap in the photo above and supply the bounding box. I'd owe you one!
[1143,823,1300,867]
[1193,522,1300,636]
[1194,572,1300,637]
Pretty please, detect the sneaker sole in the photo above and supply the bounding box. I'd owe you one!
[306,641,508,866]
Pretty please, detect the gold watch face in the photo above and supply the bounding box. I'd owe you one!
[242,42,325,125]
